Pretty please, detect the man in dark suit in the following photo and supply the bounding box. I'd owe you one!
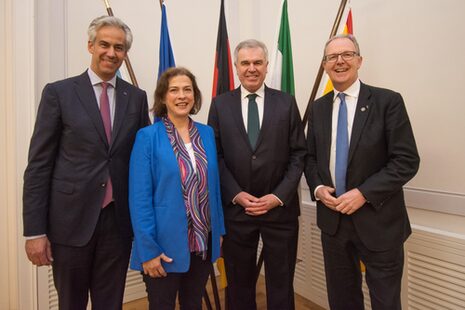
[208,39,306,310]
[23,16,150,310]
[305,34,420,310]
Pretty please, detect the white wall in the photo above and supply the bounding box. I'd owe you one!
[3,0,465,308]
[1,0,38,309]
[58,0,465,206]
[353,0,465,198]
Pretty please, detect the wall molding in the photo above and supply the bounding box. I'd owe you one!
[405,187,465,217]
[301,179,465,218]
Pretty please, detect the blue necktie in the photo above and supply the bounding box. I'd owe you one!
[335,92,349,197]
[247,94,259,147]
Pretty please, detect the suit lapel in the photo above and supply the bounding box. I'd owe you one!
[321,93,334,166]
[111,78,130,151]
[348,82,371,164]
[256,86,274,150]
[74,72,109,148]
[229,88,251,149]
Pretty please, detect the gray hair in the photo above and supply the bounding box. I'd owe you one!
[323,34,361,58]
[234,39,269,64]
[87,16,133,51]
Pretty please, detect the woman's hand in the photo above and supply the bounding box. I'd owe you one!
[142,253,173,278]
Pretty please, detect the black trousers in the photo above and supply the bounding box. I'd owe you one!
[223,219,299,310]
[321,215,404,310]
[51,203,132,310]
[142,253,212,310]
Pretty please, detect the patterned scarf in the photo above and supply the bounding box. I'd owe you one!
[163,117,210,259]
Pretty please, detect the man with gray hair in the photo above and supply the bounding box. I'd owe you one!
[23,16,150,309]
[305,34,419,309]
[208,39,306,309]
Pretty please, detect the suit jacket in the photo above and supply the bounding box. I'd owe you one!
[23,71,150,246]
[305,82,420,251]
[128,121,226,272]
[208,86,307,222]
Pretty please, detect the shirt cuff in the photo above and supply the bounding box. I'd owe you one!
[232,193,239,205]
[25,234,47,240]
[314,185,325,200]
[271,194,284,206]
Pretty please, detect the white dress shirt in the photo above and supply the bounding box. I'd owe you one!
[88,68,117,127]
[314,79,361,198]
[240,84,265,131]
[329,79,360,186]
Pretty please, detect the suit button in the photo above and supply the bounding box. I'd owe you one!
[252,155,257,160]
[101,183,106,187]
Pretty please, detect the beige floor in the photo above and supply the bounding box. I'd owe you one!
[123,275,325,310]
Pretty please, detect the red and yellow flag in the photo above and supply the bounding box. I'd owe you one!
[321,8,354,96]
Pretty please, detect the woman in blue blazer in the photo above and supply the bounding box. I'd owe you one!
[129,67,225,309]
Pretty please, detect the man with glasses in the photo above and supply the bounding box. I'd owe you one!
[305,34,420,310]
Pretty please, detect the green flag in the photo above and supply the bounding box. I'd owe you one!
[270,0,295,95]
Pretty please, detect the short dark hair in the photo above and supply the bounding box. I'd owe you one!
[152,67,202,117]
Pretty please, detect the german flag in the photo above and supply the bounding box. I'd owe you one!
[212,0,234,98]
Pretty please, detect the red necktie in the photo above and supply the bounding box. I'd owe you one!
[100,82,113,208]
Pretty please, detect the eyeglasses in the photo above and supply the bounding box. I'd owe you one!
[323,51,359,63]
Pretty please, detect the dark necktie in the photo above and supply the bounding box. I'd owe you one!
[100,82,113,208]
[247,93,259,147]
[335,92,349,197]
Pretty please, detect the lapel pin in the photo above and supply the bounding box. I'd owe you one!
[361,105,368,112]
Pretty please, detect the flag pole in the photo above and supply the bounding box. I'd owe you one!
[159,0,163,9]
[102,0,139,87]
[302,0,348,126]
